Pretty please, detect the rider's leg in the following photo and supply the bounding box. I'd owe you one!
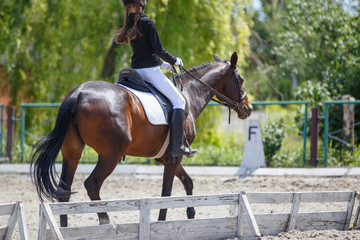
[136,67,197,157]
[136,67,185,109]
[169,108,197,156]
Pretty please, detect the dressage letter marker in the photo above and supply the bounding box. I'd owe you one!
[240,120,266,173]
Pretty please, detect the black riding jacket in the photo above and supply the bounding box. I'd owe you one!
[128,13,177,69]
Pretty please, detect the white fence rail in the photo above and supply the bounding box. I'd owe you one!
[0,202,28,240]
[39,191,359,240]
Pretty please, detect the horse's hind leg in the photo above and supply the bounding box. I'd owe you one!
[175,164,195,219]
[58,122,85,227]
[84,154,121,225]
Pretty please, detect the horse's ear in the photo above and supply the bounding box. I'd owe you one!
[213,53,222,62]
[230,52,238,67]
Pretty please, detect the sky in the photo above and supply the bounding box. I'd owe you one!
[251,0,359,18]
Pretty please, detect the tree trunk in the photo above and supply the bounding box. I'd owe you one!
[342,95,355,147]
[101,39,119,79]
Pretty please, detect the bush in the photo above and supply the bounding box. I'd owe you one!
[327,145,360,167]
[262,119,285,166]
[270,149,302,168]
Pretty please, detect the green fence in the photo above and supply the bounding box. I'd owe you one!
[13,100,360,167]
[20,103,61,161]
[19,101,309,165]
[324,100,360,166]
[18,100,360,165]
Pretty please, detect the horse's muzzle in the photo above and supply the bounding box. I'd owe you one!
[237,103,253,119]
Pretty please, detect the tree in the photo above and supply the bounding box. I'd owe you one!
[1,0,253,154]
[245,0,360,165]
[1,0,124,105]
[1,0,252,105]
[246,0,360,101]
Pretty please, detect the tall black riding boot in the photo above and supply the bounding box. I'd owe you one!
[170,108,198,157]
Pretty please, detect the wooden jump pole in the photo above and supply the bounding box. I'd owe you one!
[39,191,359,240]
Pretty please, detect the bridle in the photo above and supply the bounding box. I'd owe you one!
[181,65,246,103]
[178,65,248,123]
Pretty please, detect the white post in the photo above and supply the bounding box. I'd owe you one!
[240,120,266,174]
[139,199,151,240]
[16,202,29,240]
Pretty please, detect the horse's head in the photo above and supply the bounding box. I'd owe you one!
[213,52,253,119]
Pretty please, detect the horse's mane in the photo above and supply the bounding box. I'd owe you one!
[189,62,213,72]
[173,60,228,80]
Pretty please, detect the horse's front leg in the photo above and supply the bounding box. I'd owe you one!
[158,158,181,221]
[175,164,195,219]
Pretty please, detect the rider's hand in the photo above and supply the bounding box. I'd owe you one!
[160,61,173,72]
[175,57,183,67]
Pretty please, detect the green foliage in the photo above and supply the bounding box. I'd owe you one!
[327,146,360,167]
[193,106,223,147]
[246,0,360,165]
[182,144,242,166]
[1,0,252,105]
[294,80,332,137]
[1,0,253,153]
[273,0,360,99]
[295,81,332,109]
[1,0,124,105]
[270,148,302,168]
[246,0,360,102]
[262,119,285,166]
[147,0,251,67]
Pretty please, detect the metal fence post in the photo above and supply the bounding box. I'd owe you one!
[21,105,25,162]
[6,106,15,161]
[310,107,319,166]
[0,104,3,157]
[324,103,329,166]
[302,102,308,165]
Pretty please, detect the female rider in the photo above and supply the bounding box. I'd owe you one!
[113,0,197,159]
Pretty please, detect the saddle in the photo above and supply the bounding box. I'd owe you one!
[116,68,172,122]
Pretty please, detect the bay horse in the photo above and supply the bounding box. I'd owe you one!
[31,52,253,227]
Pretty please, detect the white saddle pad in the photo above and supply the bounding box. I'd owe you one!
[117,84,168,125]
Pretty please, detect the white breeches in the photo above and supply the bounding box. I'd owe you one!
[135,66,186,110]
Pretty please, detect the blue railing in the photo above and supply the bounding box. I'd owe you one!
[20,103,61,161]
[19,101,309,163]
[15,100,360,166]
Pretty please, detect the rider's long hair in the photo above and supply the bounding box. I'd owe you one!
[113,3,143,44]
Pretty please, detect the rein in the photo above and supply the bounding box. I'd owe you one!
[179,66,247,123]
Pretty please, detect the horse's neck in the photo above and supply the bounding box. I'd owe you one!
[183,62,228,119]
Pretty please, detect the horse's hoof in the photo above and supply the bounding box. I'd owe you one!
[99,218,110,225]
[98,212,110,225]
[187,207,195,219]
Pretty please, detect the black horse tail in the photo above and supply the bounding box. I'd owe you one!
[31,93,79,201]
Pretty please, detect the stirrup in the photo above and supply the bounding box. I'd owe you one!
[172,146,197,158]
[186,147,197,158]
[167,147,197,163]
